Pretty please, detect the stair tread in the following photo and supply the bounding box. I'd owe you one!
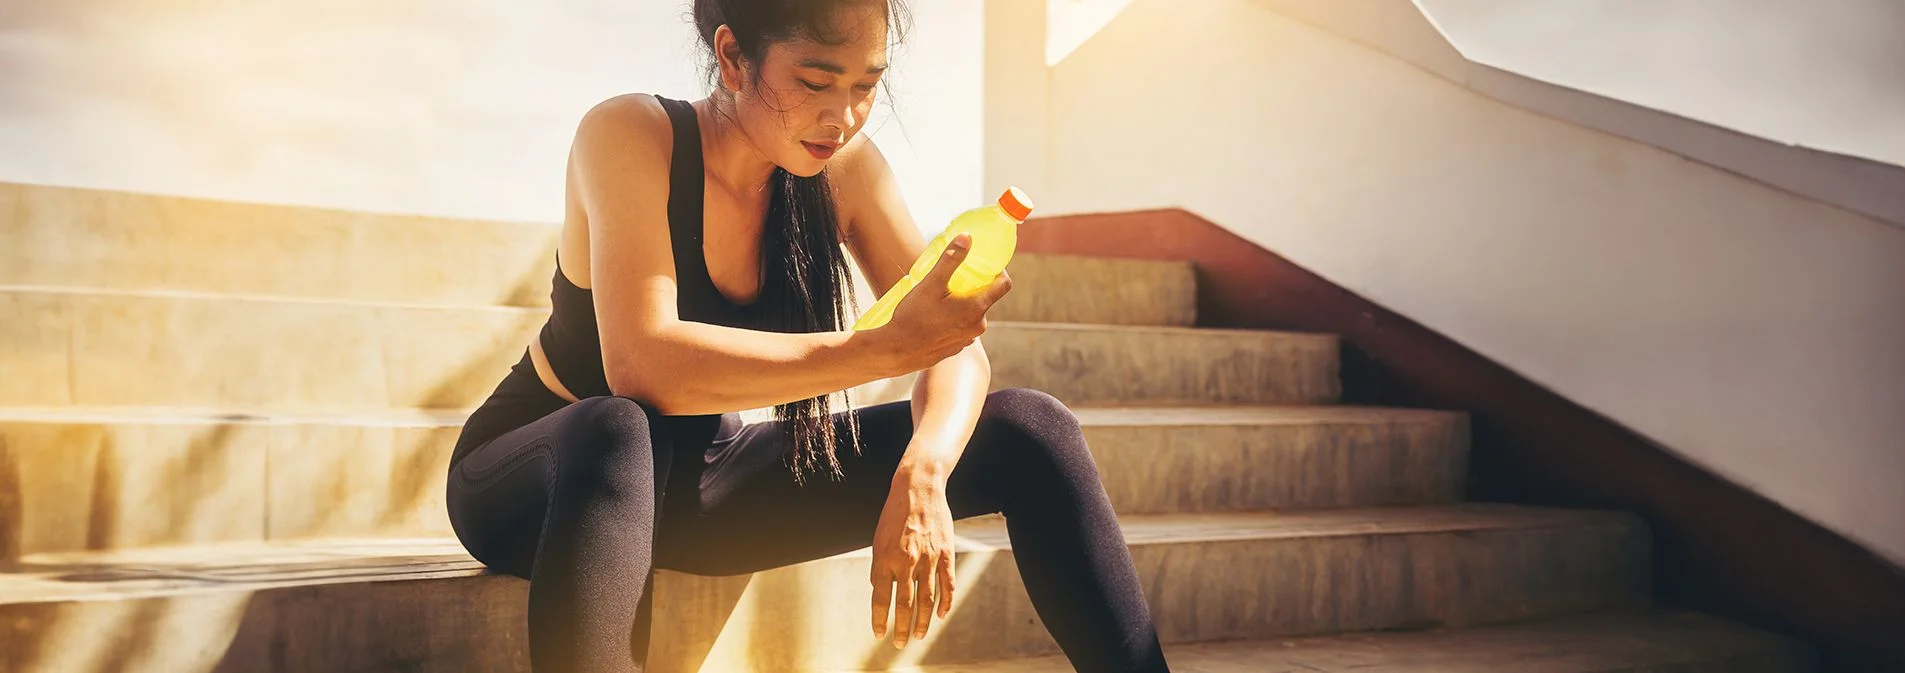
[0,405,474,426]
[991,320,1330,340]
[887,610,1810,672]
[0,282,536,312]
[0,504,1628,604]
[1069,405,1458,426]
[0,404,1456,428]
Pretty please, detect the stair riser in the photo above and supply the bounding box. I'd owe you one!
[1,520,1647,673]
[0,291,545,412]
[0,290,1334,411]
[979,324,1338,406]
[0,576,530,673]
[0,413,1462,557]
[2,182,1197,326]
[651,521,1651,670]
[0,182,558,309]
[978,255,1196,327]
[1089,418,1468,515]
[0,420,461,560]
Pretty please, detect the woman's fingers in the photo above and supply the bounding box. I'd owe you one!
[912,562,935,640]
[871,544,957,646]
[975,269,1014,308]
[924,234,973,289]
[936,552,956,619]
[871,571,894,639]
[893,568,916,647]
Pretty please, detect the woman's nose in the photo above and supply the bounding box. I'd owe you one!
[821,93,855,133]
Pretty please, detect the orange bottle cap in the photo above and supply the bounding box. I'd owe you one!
[998,186,1034,221]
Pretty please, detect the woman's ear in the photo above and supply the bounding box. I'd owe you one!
[714,25,747,93]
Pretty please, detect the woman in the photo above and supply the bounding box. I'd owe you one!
[444,1,1170,671]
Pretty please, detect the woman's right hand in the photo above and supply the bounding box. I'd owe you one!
[871,233,1013,374]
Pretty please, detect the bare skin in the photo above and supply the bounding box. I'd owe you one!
[528,4,1007,650]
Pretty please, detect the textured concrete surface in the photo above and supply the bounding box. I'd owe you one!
[0,181,561,308]
[1,181,1197,326]
[0,287,544,410]
[983,253,1196,327]
[980,322,1339,406]
[0,287,1331,410]
[901,610,1816,673]
[0,184,1815,672]
[652,505,1650,670]
[1075,406,1467,514]
[0,405,1460,558]
[1,506,1651,671]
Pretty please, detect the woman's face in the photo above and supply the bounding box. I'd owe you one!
[721,5,889,178]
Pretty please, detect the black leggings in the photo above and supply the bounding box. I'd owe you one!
[445,358,1169,673]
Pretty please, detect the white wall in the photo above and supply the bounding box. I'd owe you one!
[0,0,984,229]
[1249,0,1905,229]
[1418,0,1905,168]
[1030,0,1905,564]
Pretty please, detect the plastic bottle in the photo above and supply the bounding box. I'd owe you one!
[852,186,1034,331]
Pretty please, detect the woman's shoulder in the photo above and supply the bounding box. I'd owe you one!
[581,92,672,127]
[571,93,676,164]
[832,132,889,178]
[829,133,901,232]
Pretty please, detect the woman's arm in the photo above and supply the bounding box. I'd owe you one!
[575,95,973,415]
[834,136,996,485]
[834,135,1008,646]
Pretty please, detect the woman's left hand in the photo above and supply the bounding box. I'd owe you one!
[869,465,956,648]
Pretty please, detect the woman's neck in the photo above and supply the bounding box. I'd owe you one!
[695,96,778,204]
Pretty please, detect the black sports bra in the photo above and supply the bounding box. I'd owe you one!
[535,94,764,402]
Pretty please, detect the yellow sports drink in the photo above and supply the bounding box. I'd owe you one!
[853,186,1034,331]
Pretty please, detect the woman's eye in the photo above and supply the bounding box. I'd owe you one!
[854,83,876,94]
[799,80,827,92]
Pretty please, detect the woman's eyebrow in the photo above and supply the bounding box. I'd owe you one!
[797,58,889,75]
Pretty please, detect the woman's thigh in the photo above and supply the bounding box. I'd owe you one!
[446,396,687,578]
[447,405,570,578]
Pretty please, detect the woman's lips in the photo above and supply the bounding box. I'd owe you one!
[803,141,838,160]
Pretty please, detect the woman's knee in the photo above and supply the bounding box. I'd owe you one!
[552,395,663,496]
[981,388,1092,471]
[983,387,1080,435]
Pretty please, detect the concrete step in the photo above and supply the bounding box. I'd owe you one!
[976,253,1195,327]
[0,286,1336,411]
[0,181,1197,326]
[1074,405,1467,515]
[0,405,1463,558]
[0,505,1650,672]
[0,181,560,308]
[898,611,1815,673]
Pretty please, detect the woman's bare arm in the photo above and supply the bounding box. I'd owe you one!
[577,95,903,415]
[835,135,996,483]
[576,96,996,415]
[835,134,1012,645]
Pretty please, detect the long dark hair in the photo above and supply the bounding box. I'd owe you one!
[693,0,911,484]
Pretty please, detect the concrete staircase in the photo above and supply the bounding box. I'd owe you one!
[0,182,1816,672]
